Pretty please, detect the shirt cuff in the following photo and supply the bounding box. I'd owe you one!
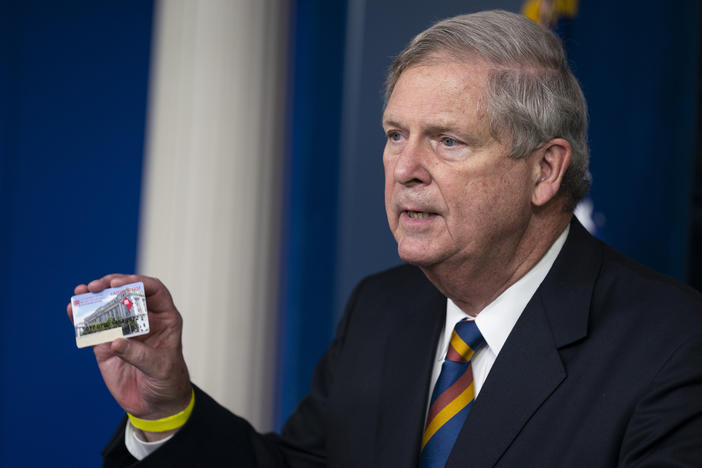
[124,419,175,460]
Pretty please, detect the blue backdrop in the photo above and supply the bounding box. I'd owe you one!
[0,1,153,466]
[275,0,349,429]
[558,0,700,280]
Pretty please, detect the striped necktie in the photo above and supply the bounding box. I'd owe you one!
[419,319,486,468]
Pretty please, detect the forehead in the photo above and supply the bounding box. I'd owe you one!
[382,59,491,128]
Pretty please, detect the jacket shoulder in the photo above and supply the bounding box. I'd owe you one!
[596,242,702,320]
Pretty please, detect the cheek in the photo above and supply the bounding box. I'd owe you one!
[382,151,395,196]
[476,171,532,228]
[446,175,515,225]
[383,152,397,227]
[499,166,533,207]
[445,176,489,212]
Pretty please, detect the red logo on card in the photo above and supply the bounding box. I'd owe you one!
[122,298,133,310]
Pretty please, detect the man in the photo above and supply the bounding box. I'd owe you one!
[70,10,702,467]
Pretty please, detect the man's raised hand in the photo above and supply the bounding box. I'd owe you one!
[67,274,192,439]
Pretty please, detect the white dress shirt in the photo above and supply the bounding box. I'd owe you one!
[128,226,570,460]
[427,225,569,410]
[125,421,175,460]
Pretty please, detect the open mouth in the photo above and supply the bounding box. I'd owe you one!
[405,210,435,219]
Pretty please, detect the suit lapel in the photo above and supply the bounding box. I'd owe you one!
[446,296,565,467]
[373,283,446,468]
[445,219,601,467]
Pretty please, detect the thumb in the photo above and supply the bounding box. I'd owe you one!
[111,338,158,377]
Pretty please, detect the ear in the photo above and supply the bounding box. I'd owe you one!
[531,138,571,207]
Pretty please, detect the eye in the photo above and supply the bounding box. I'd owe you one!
[440,136,458,147]
[387,130,403,142]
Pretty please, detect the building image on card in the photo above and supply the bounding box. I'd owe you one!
[82,289,147,334]
[72,283,149,347]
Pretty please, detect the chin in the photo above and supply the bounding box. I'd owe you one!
[397,246,441,268]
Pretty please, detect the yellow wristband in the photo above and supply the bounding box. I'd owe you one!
[128,389,195,433]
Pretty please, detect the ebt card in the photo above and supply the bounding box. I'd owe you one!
[72,282,150,348]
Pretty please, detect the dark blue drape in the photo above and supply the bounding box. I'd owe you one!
[0,1,153,465]
[558,0,700,281]
[275,0,349,430]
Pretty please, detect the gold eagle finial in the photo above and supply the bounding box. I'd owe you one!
[522,0,579,28]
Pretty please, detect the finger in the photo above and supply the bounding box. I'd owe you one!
[93,341,115,361]
[129,274,160,295]
[111,338,160,377]
[67,302,74,322]
[87,278,109,293]
[138,276,174,305]
[80,274,165,299]
[121,276,177,315]
[102,273,127,282]
[107,275,170,309]
[87,273,127,293]
[108,274,142,289]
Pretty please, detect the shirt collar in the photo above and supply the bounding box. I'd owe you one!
[441,225,570,359]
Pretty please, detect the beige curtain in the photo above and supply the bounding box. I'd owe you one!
[137,0,287,430]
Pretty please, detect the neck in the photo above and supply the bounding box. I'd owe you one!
[421,212,572,317]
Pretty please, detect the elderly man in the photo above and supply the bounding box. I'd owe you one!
[72,10,702,467]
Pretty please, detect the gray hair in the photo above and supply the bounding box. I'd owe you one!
[385,10,591,209]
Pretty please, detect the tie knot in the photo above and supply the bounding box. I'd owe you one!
[446,319,485,363]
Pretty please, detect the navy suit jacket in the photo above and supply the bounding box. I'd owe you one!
[104,220,702,467]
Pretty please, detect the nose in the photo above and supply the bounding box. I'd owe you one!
[391,138,431,187]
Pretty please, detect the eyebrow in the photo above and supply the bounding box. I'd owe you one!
[381,110,493,147]
[385,120,482,144]
[382,116,465,133]
[381,118,403,129]
[424,124,462,135]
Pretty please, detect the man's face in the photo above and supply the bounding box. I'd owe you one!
[382,59,536,274]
